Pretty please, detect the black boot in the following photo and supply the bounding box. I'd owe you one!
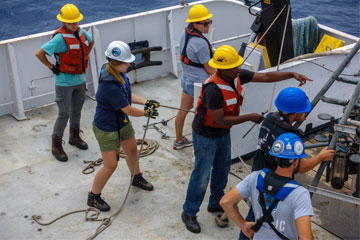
[87,192,110,212]
[181,212,201,233]
[52,136,68,162]
[131,172,154,191]
[69,127,88,150]
[207,205,224,213]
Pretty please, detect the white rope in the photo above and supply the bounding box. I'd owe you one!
[268,4,291,112]
[242,4,287,65]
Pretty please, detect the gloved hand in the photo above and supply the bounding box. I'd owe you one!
[144,108,159,119]
[50,64,60,75]
[145,100,160,109]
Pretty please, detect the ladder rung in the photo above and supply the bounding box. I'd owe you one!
[321,96,360,109]
[347,119,360,127]
[337,77,360,85]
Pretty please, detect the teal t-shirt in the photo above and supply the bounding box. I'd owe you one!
[41,27,92,86]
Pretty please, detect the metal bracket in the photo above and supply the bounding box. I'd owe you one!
[334,124,356,135]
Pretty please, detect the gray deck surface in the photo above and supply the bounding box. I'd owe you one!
[0,75,340,239]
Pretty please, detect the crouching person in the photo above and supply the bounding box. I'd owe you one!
[88,41,160,211]
[220,133,314,240]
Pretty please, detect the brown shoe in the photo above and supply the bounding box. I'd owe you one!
[52,136,68,162]
[132,172,154,191]
[69,127,88,150]
[87,192,110,212]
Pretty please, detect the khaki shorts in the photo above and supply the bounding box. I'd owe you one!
[93,122,135,152]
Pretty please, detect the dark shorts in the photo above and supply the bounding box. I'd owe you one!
[93,122,135,152]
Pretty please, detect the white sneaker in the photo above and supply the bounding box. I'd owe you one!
[173,137,193,150]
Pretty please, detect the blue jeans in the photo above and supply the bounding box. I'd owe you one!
[180,75,195,97]
[183,131,231,216]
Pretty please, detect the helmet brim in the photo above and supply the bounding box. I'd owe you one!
[208,57,243,69]
[105,51,136,63]
[57,13,83,23]
[122,54,136,63]
[269,150,308,159]
[186,13,213,23]
[303,99,312,112]
[275,97,312,113]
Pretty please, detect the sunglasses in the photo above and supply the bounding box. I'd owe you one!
[196,20,213,27]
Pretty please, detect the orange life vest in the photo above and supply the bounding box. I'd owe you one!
[195,72,243,129]
[54,26,89,74]
[180,25,213,68]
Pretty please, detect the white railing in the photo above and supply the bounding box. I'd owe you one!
[0,0,254,119]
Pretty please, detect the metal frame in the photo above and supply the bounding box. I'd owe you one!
[308,185,360,205]
[309,41,360,203]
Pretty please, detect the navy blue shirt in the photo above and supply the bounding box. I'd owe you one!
[252,112,299,171]
[94,65,132,132]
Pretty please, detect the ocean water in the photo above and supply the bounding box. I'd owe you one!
[0,0,358,41]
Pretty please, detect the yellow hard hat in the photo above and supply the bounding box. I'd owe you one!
[208,45,244,69]
[57,4,83,23]
[186,4,213,23]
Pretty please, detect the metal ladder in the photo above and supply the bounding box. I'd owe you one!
[295,40,360,203]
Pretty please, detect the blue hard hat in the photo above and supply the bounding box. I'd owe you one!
[274,87,312,113]
[269,133,307,159]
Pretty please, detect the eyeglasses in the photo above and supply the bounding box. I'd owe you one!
[196,20,213,27]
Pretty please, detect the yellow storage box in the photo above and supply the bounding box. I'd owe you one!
[315,34,344,53]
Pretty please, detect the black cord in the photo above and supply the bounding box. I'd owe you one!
[229,171,244,180]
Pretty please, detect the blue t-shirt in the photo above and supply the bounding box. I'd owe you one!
[94,69,132,132]
[41,27,92,86]
[236,171,314,240]
[179,29,211,83]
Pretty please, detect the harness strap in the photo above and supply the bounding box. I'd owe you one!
[252,192,289,240]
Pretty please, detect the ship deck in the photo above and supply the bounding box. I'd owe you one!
[0,75,342,239]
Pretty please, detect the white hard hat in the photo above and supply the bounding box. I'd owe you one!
[105,41,135,63]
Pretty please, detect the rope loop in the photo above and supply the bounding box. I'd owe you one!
[85,207,101,221]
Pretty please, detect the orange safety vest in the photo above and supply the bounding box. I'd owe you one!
[195,72,243,129]
[54,26,89,74]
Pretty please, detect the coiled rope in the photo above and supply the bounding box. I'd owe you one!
[119,139,159,158]
[81,139,159,174]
